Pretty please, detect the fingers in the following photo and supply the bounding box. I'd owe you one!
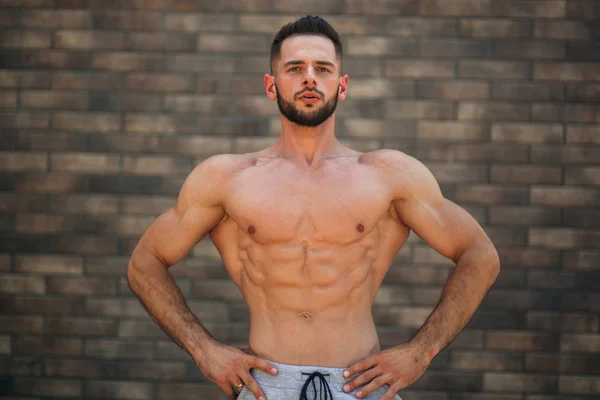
[239,368,266,400]
[248,356,278,376]
[353,375,387,399]
[342,367,380,393]
[216,382,236,400]
[380,384,401,400]
[343,355,378,379]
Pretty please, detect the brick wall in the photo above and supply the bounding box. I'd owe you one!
[1,1,599,399]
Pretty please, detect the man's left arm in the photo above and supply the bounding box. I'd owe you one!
[343,151,500,399]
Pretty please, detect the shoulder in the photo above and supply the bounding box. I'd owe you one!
[179,152,259,205]
[360,149,440,200]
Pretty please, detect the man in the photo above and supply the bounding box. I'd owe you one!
[127,15,500,400]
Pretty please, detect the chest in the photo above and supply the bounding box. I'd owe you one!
[224,160,393,244]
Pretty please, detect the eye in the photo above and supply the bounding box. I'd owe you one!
[288,67,300,72]
[319,68,330,73]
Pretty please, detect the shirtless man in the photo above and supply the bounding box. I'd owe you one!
[127,15,500,400]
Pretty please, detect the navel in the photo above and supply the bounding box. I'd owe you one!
[356,223,365,233]
[248,225,256,234]
[299,312,313,322]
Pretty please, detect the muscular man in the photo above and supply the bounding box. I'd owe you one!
[127,15,500,400]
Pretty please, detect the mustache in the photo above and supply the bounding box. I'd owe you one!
[295,88,325,98]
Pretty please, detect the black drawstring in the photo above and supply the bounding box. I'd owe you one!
[299,371,333,400]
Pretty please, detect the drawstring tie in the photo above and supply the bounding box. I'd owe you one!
[299,371,334,400]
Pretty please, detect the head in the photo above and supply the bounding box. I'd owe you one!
[264,15,348,127]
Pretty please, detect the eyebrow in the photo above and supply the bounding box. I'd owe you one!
[282,60,336,68]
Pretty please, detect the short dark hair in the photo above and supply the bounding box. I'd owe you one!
[270,15,343,75]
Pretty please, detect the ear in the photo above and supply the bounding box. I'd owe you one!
[337,74,348,101]
[264,74,277,101]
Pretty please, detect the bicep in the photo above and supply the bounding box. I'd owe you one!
[132,156,229,267]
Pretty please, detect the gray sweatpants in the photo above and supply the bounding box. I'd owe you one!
[237,360,402,400]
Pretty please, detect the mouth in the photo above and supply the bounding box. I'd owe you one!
[298,92,321,103]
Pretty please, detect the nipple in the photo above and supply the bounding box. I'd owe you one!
[356,223,365,233]
[248,225,256,234]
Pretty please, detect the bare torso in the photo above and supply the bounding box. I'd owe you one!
[209,149,410,367]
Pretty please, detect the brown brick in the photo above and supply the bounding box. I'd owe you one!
[192,280,244,301]
[0,112,48,129]
[484,372,556,393]
[528,270,592,290]
[490,206,561,226]
[164,13,234,32]
[92,52,163,72]
[44,358,111,378]
[566,105,600,123]
[46,316,118,336]
[48,195,118,215]
[560,376,600,395]
[532,103,563,121]
[0,152,47,172]
[566,167,600,186]
[0,254,10,272]
[50,153,120,174]
[196,74,266,95]
[492,82,564,101]
[527,312,598,332]
[563,251,600,270]
[492,0,565,18]
[158,383,223,400]
[167,54,234,73]
[20,90,88,110]
[567,84,600,102]
[0,30,51,49]
[0,70,49,89]
[128,32,195,52]
[125,73,194,92]
[92,11,163,31]
[459,61,527,79]
[418,122,487,141]
[499,248,559,268]
[563,209,600,229]
[459,19,531,37]
[526,353,600,374]
[534,62,600,81]
[491,123,563,143]
[0,275,45,294]
[86,298,147,317]
[15,255,82,275]
[0,335,9,354]
[125,114,195,135]
[535,21,593,39]
[85,339,154,360]
[55,30,125,50]
[272,0,343,12]
[531,187,600,207]
[451,351,522,371]
[459,103,530,121]
[14,337,82,356]
[0,194,45,214]
[563,293,600,313]
[456,185,528,205]
[17,132,87,152]
[487,331,557,351]
[485,226,528,246]
[13,378,82,397]
[421,0,491,16]
[197,33,270,54]
[455,144,528,162]
[16,291,79,312]
[386,60,454,78]
[529,228,600,249]
[385,100,454,120]
[532,146,600,164]
[128,0,198,11]
[495,40,564,59]
[53,112,120,133]
[567,0,600,19]
[0,10,17,27]
[0,90,16,108]
[14,214,67,234]
[21,10,90,28]
[421,38,491,58]
[52,72,119,90]
[492,165,562,185]
[387,17,457,36]
[164,94,231,115]
[428,163,487,183]
[346,0,418,15]
[47,276,117,296]
[0,316,43,333]
[122,155,191,176]
[418,80,489,100]
[561,334,600,353]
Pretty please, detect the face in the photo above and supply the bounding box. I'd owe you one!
[265,35,348,127]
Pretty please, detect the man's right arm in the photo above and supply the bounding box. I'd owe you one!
[126,155,229,356]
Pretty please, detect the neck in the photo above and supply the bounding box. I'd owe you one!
[274,114,340,166]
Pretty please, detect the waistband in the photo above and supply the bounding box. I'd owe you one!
[252,359,350,390]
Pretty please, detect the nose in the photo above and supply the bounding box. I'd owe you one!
[302,65,317,87]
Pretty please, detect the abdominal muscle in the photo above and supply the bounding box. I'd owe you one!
[237,238,386,367]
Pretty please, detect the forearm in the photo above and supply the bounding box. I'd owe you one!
[411,245,500,362]
[127,249,216,356]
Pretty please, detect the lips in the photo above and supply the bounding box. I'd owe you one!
[299,91,321,103]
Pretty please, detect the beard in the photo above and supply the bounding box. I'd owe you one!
[276,84,340,127]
